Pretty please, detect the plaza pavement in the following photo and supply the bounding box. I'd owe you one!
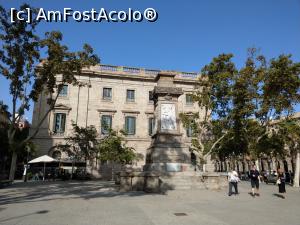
[0,180,299,225]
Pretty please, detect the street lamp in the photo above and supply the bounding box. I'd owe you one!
[24,144,30,182]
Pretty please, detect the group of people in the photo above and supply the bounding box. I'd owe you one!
[228,165,287,199]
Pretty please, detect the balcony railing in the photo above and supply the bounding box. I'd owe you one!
[96,64,199,79]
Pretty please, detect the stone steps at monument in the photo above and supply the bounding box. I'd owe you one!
[160,175,205,190]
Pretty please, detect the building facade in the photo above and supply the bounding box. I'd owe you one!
[31,64,202,174]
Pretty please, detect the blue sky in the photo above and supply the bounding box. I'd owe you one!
[1,0,300,122]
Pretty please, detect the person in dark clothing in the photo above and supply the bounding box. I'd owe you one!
[249,165,260,197]
[289,170,294,185]
[277,169,286,199]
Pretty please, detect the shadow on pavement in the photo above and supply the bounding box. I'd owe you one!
[273,193,285,199]
[0,210,49,223]
[0,180,164,206]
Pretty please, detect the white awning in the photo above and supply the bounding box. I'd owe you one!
[28,155,56,163]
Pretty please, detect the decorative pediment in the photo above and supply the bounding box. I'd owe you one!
[54,104,72,111]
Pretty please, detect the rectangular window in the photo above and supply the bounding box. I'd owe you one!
[101,115,112,134]
[126,90,135,102]
[186,94,193,105]
[125,116,136,135]
[149,91,153,102]
[103,88,112,100]
[148,118,155,136]
[186,126,193,137]
[53,113,66,134]
[59,85,68,97]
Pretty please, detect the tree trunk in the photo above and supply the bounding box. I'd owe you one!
[9,151,17,181]
[272,158,277,171]
[293,151,300,188]
[111,163,114,181]
[71,160,74,180]
[255,159,260,171]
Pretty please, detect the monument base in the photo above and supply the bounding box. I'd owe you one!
[145,133,191,165]
[118,171,227,192]
[143,163,196,173]
[118,171,160,192]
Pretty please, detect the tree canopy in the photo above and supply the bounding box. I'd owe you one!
[0,4,100,180]
[181,49,300,167]
[97,130,137,165]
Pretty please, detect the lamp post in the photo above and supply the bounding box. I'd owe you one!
[70,155,75,180]
[24,144,30,182]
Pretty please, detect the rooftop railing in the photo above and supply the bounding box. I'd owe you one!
[96,64,199,79]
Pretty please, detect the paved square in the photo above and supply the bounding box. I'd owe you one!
[0,181,299,225]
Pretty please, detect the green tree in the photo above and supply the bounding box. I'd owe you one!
[58,123,99,178]
[60,123,99,163]
[180,53,236,169]
[0,5,100,181]
[180,49,300,172]
[0,101,36,180]
[0,101,10,179]
[247,52,300,168]
[278,120,300,187]
[97,130,137,178]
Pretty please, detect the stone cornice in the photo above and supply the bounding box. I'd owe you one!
[145,111,154,114]
[121,110,140,114]
[153,86,184,95]
[54,104,72,111]
[97,109,117,113]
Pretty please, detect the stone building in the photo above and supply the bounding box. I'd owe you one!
[31,64,202,176]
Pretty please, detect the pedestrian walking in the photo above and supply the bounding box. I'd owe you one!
[249,165,260,197]
[228,170,240,196]
[277,168,286,199]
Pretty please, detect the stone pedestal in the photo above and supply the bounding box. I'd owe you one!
[145,133,191,172]
[142,72,202,190]
[144,72,191,173]
[119,171,160,192]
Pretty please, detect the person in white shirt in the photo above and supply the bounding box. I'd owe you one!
[228,170,240,196]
